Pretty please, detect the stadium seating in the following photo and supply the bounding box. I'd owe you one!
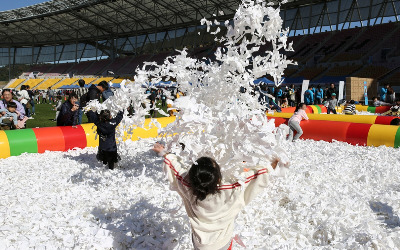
[6,79,26,89]
[105,57,133,75]
[83,59,111,75]
[24,79,45,89]
[47,63,74,74]
[68,61,94,75]
[318,28,361,63]
[324,65,363,77]
[333,23,397,62]
[293,67,327,81]
[35,78,62,90]
[91,77,114,85]
[51,78,79,89]
[289,32,331,63]
[354,65,391,78]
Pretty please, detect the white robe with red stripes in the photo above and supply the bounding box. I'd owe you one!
[163,154,276,250]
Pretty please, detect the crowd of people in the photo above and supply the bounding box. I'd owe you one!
[1,81,400,131]
[253,82,341,113]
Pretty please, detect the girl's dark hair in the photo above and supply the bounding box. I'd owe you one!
[7,101,17,108]
[295,102,306,112]
[189,157,222,202]
[350,100,355,104]
[20,85,26,90]
[99,110,111,122]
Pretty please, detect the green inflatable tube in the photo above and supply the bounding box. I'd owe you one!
[5,129,38,156]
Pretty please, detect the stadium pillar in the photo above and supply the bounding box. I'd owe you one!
[8,47,11,82]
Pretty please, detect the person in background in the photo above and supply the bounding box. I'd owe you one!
[287,102,309,141]
[288,84,296,107]
[87,110,124,170]
[327,93,338,114]
[380,84,389,103]
[280,97,289,108]
[53,96,63,122]
[372,97,391,107]
[0,89,26,128]
[148,88,157,118]
[86,81,109,122]
[304,86,314,105]
[274,86,283,106]
[326,83,337,100]
[387,86,396,104]
[382,99,400,116]
[161,89,167,107]
[315,85,324,105]
[75,79,88,125]
[102,83,114,101]
[26,85,35,116]
[35,90,40,104]
[48,87,55,104]
[41,90,47,104]
[57,93,79,126]
[343,100,356,115]
[0,102,19,130]
[18,85,32,119]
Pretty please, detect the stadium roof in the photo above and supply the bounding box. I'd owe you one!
[0,0,325,47]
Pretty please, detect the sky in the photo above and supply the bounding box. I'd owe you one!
[0,0,49,12]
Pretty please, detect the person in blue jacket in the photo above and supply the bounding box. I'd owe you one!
[87,109,123,170]
[380,84,389,103]
[304,86,314,105]
[56,93,79,126]
[274,86,283,105]
[315,85,324,104]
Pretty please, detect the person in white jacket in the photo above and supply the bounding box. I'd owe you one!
[18,85,32,119]
[153,143,288,250]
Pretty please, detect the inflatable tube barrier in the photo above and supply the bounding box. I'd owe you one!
[267,113,398,125]
[355,105,391,114]
[273,117,400,148]
[280,105,342,114]
[0,116,176,159]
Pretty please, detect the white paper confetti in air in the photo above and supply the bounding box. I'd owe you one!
[132,0,295,181]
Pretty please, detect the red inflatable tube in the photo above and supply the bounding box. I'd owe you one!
[280,107,296,113]
[59,126,87,150]
[374,116,397,125]
[300,120,351,142]
[273,117,288,127]
[32,127,66,153]
[317,105,327,113]
[281,107,313,114]
[345,123,372,146]
[375,106,391,113]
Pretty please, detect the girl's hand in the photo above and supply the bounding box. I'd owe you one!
[152,143,165,154]
[271,158,279,169]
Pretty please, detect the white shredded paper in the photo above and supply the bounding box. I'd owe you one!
[0,139,399,249]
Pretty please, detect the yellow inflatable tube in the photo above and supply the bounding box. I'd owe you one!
[266,112,379,124]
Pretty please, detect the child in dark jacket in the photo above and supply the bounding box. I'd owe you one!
[88,110,124,170]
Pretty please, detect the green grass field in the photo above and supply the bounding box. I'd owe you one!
[25,100,169,128]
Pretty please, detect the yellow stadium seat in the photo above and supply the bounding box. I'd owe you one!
[51,78,79,89]
[6,79,26,89]
[24,79,45,89]
[35,78,63,90]
[91,77,114,85]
